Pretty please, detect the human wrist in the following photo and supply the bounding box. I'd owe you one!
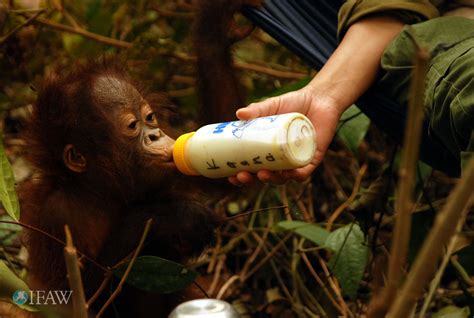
[303,15,404,115]
[302,81,351,115]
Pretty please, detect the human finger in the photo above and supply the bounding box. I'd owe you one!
[236,96,281,120]
[228,175,242,186]
[235,171,257,185]
[283,164,317,182]
[228,172,257,186]
[256,170,288,185]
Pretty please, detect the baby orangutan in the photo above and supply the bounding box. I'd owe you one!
[20,62,221,316]
[19,0,263,316]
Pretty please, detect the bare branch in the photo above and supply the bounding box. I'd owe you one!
[96,218,153,317]
[368,41,429,317]
[389,158,474,317]
[64,225,88,318]
[32,17,132,49]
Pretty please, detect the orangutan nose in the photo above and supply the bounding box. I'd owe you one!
[148,134,159,142]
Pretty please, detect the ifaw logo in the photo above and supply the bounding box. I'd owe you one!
[12,289,73,306]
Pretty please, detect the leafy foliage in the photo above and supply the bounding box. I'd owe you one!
[277,220,329,246]
[0,261,37,312]
[325,223,369,299]
[278,220,369,298]
[0,215,21,245]
[112,256,198,294]
[337,105,370,153]
[0,137,19,221]
[0,1,470,317]
[432,306,470,318]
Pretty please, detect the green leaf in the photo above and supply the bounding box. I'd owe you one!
[112,256,198,294]
[0,261,37,312]
[277,220,329,246]
[0,139,20,221]
[324,223,369,298]
[432,306,470,318]
[337,105,370,153]
[0,215,21,245]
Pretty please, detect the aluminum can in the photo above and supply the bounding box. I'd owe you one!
[168,299,240,318]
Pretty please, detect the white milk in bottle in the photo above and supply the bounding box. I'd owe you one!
[172,113,316,178]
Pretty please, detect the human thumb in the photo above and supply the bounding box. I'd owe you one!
[236,97,279,120]
[236,104,259,120]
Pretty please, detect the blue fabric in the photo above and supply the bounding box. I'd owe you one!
[242,0,341,70]
[243,0,460,176]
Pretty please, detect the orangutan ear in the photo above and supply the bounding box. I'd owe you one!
[63,144,87,173]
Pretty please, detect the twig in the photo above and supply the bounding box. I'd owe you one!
[8,8,45,13]
[216,275,240,299]
[0,220,109,272]
[0,9,45,45]
[239,211,273,279]
[418,218,466,317]
[192,280,209,298]
[307,182,315,220]
[326,164,367,230]
[207,228,222,273]
[216,231,249,255]
[207,254,225,296]
[87,274,112,308]
[323,161,349,201]
[441,287,474,297]
[169,52,308,79]
[300,252,345,315]
[368,42,429,317]
[249,184,268,229]
[240,232,292,282]
[256,232,294,304]
[316,253,353,317]
[32,17,132,49]
[451,256,474,287]
[64,225,88,318]
[167,87,195,98]
[288,184,311,221]
[97,218,153,317]
[151,6,193,19]
[235,61,307,79]
[224,205,287,221]
[296,272,327,316]
[388,158,474,318]
[303,305,322,318]
[278,185,293,221]
[171,75,195,85]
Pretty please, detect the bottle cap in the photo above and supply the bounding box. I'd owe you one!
[173,132,200,176]
[283,115,316,166]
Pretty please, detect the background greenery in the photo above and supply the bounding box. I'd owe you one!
[0,1,473,317]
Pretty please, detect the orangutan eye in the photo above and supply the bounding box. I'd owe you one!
[146,113,156,123]
[128,121,138,130]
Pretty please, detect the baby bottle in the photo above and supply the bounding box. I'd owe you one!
[172,113,316,178]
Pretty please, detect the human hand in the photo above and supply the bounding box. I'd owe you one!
[227,15,404,186]
[228,88,344,186]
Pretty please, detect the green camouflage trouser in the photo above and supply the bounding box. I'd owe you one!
[377,16,474,175]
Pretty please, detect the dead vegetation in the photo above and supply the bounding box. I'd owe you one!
[1,1,473,317]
